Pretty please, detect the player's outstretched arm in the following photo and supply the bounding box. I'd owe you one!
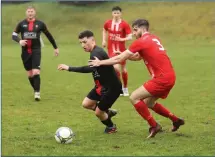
[89,50,132,67]
[128,52,142,61]
[58,64,94,73]
[115,34,132,42]
[121,34,133,41]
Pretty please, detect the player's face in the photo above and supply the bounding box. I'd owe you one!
[112,10,121,20]
[132,26,142,39]
[26,8,36,20]
[79,37,94,52]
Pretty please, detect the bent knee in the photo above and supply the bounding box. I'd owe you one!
[32,69,40,75]
[143,98,156,108]
[82,101,89,109]
[129,94,138,105]
[94,109,103,117]
[27,70,33,77]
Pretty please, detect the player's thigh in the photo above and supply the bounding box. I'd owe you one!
[130,85,152,104]
[144,77,175,99]
[32,49,41,75]
[82,97,97,109]
[84,88,101,107]
[143,97,159,108]
[97,89,121,112]
[21,53,33,72]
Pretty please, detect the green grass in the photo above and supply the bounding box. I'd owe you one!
[2,1,215,156]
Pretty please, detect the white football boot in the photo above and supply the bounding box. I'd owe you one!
[34,92,41,101]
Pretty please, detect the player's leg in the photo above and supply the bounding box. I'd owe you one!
[84,88,100,110]
[95,89,121,133]
[129,85,161,138]
[22,53,35,91]
[82,97,98,110]
[113,64,124,96]
[144,97,184,132]
[32,51,41,101]
[120,61,129,96]
[144,76,184,132]
[27,70,34,90]
[85,88,117,117]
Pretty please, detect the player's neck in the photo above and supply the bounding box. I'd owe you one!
[113,18,121,23]
[90,44,96,52]
[142,31,149,36]
[27,18,35,22]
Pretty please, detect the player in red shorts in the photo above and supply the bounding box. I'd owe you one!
[102,6,132,96]
[89,19,185,138]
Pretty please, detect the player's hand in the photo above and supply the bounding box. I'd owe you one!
[19,40,27,46]
[102,41,106,48]
[58,64,69,71]
[113,50,121,55]
[129,52,141,61]
[54,48,59,56]
[115,36,124,42]
[88,57,101,67]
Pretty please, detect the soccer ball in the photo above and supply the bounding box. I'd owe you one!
[54,127,74,144]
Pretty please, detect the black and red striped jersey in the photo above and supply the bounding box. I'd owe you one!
[13,19,57,53]
[90,46,122,93]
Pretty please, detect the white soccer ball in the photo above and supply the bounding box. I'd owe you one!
[54,127,74,144]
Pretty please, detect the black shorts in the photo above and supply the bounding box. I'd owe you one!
[21,49,41,71]
[87,87,122,111]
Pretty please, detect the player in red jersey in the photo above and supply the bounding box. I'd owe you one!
[102,6,132,96]
[89,19,185,138]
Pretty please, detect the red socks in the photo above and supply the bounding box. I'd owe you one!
[152,103,179,122]
[122,71,128,88]
[134,101,157,127]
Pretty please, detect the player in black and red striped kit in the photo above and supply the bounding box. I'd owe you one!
[58,30,122,134]
[12,6,59,101]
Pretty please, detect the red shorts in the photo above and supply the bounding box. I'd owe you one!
[108,52,126,66]
[143,74,176,99]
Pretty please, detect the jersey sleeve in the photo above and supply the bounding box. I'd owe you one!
[41,22,48,33]
[124,22,131,35]
[14,22,21,33]
[128,40,142,54]
[103,20,109,31]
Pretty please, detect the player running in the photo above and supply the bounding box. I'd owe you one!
[12,6,59,101]
[58,30,122,134]
[102,6,132,96]
[89,19,185,138]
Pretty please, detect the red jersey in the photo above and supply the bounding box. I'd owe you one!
[128,32,175,78]
[104,19,131,57]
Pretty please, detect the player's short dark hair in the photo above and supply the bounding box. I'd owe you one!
[78,30,94,39]
[112,6,122,12]
[132,19,149,30]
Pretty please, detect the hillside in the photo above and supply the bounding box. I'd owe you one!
[2,1,215,45]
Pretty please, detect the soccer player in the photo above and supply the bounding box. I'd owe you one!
[102,6,132,96]
[58,30,122,134]
[12,6,59,101]
[89,19,185,138]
